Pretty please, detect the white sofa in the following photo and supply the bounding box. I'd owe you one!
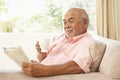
[0,33,120,80]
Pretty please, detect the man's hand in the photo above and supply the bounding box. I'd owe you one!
[35,41,46,62]
[35,41,41,53]
[22,62,50,77]
[22,61,84,77]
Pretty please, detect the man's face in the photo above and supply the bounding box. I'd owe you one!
[63,9,87,38]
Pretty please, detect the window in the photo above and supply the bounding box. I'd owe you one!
[0,0,96,33]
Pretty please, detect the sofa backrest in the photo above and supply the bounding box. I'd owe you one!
[97,37,120,79]
[89,40,106,72]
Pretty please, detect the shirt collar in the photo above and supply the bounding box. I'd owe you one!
[65,32,90,43]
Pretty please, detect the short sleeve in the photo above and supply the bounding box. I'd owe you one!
[73,42,92,73]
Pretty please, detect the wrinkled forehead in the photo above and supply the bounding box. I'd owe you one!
[64,8,85,20]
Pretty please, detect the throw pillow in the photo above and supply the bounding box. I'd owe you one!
[89,40,106,72]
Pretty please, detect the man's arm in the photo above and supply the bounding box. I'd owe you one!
[49,60,84,76]
[35,41,47,61]
[22,60,84,77]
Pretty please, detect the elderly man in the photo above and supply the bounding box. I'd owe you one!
[22,8,93,77]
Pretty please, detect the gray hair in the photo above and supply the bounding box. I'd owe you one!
[80,11,89,24]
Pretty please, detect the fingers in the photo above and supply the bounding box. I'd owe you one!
[22,62,32,68]
[35,41,41,53]
[36,41,40,47]
[22,62,44,77]
[23,66,31,73]
[31,60,39,64]
[22,62,32,73]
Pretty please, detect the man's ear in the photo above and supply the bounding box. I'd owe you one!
[83,18,89,30]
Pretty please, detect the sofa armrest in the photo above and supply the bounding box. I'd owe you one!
[99,39,120,79]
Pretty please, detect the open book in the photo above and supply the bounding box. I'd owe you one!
[3,46,30,67]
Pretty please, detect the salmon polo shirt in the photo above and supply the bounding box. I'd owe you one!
[41,32,93,73]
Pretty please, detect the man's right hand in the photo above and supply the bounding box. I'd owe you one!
[35,41,46,62]
[35,41,41,53]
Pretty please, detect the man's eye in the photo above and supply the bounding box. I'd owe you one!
[69,21,75,23]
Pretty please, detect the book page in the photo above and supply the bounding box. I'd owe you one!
[4,46,30,67]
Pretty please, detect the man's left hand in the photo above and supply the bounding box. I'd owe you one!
[22,62,49,77]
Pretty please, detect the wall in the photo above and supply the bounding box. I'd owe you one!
[0,33,57,71]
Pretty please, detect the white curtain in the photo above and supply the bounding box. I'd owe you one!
[96,0,120,40]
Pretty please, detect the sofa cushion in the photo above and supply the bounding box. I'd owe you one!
[0,72,114,80]
[99,40,120,79]
[89,40,106,72]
